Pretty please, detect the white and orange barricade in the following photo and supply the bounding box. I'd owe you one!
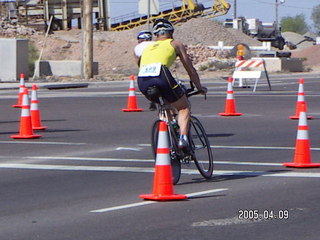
[232,58,271,92]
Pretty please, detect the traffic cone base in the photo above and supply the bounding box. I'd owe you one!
[12,104,22,108]
[139,193,187,201]
[219,112,242,116]
[283,162,320,168]
[33,126,48,130]
[11,134,42,139]
[122,107,143,112]
[289,115,313,120]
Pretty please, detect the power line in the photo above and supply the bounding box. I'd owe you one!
[251,0,313,10]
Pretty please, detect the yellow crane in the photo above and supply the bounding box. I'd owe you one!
[111,0,230,31]
[13,0,229,31]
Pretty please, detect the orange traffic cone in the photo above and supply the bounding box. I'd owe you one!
[31,84,48,130]
[11,88,42,139]
[12,73,26,108]
[290,78,312,120]
[284,103,320,168]
[122,75,143,112]
[140,121,187,201]
[219,77,242,116]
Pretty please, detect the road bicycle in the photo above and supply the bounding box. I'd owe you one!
[149,81,213,184]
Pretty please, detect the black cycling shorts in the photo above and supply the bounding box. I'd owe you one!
[137,66,185,103]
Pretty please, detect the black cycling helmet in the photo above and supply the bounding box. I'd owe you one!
[152,18,174,36]
[137,31,152,40]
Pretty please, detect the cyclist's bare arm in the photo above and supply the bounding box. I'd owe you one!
[171,40,207,94]
[134,52,140,66]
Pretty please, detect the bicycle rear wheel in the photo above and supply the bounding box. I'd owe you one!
[151,120,181,184]
[189,116,213,179]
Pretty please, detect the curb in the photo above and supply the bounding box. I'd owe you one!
[41,83,89,90]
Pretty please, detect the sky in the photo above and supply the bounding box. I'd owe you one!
[110,0,319,30]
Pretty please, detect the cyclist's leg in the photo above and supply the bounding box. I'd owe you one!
[171,96,190,136]
[157,66,190,137]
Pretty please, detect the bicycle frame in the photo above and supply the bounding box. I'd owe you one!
[157,98,182,159]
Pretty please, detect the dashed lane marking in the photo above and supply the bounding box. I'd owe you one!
[90,188,229,213]
[0,141,86,145]
[192,215,266,227]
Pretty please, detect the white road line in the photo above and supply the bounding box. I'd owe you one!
[90,201,155,213]
[21,156,282,166]
[116,147,143,151]
[213,145,296,150]
[186,188,229,198]
[139,144,320,151]
[214,161,282,166]
[90,188,229,213]
[0,163,154,173]
[0,141,86,145]
[1,163,320,178]
[25,156,154,163]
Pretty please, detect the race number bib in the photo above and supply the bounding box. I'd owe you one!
[138,63,162,77]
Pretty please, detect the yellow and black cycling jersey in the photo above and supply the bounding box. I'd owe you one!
[139,39,177,69]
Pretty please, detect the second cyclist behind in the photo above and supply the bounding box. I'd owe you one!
[137,18,207,150]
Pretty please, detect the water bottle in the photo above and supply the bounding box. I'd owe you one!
[171,119,179,138]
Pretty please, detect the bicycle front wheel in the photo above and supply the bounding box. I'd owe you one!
[189,116,213,179]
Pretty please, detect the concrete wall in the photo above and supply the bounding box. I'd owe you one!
[0,39,29,82]
[252,57,303,72]
[35,60,98,77]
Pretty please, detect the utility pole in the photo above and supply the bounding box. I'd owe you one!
[275,0,279,31]
[62,0,68,29]
[275,0,285,32]
[104,0,111,30]
[82,0,93,79]
[148,0,151,31]
[98,0,111,30]
[233,0,237,19]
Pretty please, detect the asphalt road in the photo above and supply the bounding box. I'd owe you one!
[1,73,320,240]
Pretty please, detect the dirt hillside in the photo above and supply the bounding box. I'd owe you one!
[291,45,320,66]
[29,18,263,78]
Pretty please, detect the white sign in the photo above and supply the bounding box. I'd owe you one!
[138,0,159,15]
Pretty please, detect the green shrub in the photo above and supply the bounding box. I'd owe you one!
[29,41,39,77]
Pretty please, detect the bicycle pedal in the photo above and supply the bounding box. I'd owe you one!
[182,156,191,164]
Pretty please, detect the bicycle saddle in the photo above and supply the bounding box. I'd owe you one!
[147,86,161,103]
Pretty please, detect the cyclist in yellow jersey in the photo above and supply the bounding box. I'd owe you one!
[137,18,207,150]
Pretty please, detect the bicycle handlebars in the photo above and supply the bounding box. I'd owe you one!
[184,81,207,100]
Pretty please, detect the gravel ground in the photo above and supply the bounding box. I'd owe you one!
[1,17,319,81]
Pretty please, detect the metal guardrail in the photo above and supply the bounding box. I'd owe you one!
[209,41,272,51]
